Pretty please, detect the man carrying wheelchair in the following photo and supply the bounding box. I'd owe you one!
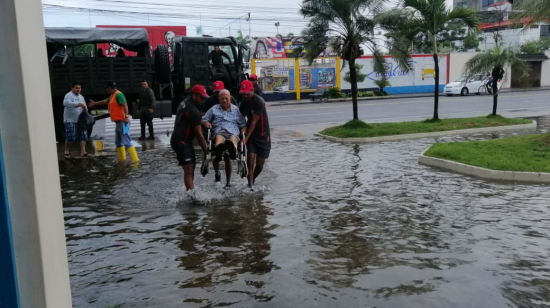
[201,89,247,188]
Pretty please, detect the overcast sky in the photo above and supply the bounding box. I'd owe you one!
[42,0,454,38]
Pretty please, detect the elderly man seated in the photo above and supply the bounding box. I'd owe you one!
[202,89,247,187]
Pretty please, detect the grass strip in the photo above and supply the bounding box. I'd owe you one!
[320,115,531,138]
[425,133,550,173]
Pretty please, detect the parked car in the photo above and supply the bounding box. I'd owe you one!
[444,74,502,96]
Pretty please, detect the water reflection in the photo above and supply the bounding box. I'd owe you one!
[177,198,277,306]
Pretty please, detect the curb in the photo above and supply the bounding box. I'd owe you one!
[315,121,537,143]
[418,148,550,184]
[265,88,550,107]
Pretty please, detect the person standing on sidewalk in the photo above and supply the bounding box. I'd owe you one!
[138,80,156,140]
[63,82,91,158]
[171,85,210,191]
[89,81,139,162]
[250,74,263,98]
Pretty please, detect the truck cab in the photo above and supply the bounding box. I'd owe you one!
[170,36,249,112]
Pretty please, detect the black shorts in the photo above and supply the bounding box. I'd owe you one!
[247,136,271,159]
[171,140,196,166]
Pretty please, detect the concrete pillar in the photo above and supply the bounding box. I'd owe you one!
[0,0,73,307]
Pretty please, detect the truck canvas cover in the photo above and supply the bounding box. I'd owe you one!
[45,27,149,50]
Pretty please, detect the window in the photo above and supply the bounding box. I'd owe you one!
[208,45,235,64]
[482,0,494,7]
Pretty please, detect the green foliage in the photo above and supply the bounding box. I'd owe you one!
[463,31,481,50]
[344,64,367,84]
[299,0,413,120]
[513,0,550,27]
[374,79,391,91]
[358,91,375,97]
[327,87,343,99]
[425,132,550,173]
[520,38,550,54]
[373,90,388,96]
[235,30,251,46]
[463,45,531,114]
[378,0,479,120]
[321,116,530,138]
[73,44,95,57]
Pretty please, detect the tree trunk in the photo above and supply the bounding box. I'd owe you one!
[492,71,499,115]
[432,52,440,120]
[349,57,359,120]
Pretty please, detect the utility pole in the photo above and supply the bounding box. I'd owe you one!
[275,22,280,35]
[88,10,91,27]
[248,12,251,40]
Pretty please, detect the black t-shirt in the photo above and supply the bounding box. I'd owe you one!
[171,98,202,143]
[209,50,230,66]
[239,94,270,138]
[253,84,263,98]
[202,95,239,114]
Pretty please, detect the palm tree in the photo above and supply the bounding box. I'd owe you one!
[379,0,478,120]
[298,0,412,121]
[463,46,530,116]
[513,0,550,27]
[235,30,251,46]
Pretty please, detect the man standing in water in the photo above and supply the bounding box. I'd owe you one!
[63,82,91,158]
[239,80,271,191]
[89,81,139,162]
[171,85,210,191]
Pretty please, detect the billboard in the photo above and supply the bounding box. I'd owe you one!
[96,25,187,62]
[340,55,449,94]
[250,36,338,59]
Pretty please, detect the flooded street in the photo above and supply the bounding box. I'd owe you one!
[60,119,550,308]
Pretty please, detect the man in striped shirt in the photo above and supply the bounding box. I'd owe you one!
[202,89,246,187]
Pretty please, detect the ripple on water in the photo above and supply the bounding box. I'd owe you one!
[60,118,550,308]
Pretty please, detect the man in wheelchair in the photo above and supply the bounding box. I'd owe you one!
[201,89,247,187]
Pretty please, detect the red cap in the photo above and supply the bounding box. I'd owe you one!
[213,81,224,91]
[240,80,254,93]
[191,84,209,98]
[250,74,258,80]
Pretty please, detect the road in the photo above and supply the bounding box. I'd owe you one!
[93,91,550,139]
[268,91,550,127]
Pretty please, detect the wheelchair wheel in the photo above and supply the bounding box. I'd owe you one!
[239,146,248,178]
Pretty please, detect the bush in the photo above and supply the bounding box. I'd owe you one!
[358,91,374,97]
[327,87,343,98]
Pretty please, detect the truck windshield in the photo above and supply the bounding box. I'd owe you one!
[208,45,235,64]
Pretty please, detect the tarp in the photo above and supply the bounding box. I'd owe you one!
[45,28,149,49]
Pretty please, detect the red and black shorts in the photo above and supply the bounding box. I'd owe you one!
[171,139,196,166]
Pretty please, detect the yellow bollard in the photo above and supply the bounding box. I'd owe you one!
[94,140,103,151]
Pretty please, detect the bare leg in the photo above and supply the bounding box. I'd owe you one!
[64,141,71,157]
[224,154,232,186]
[247,152,256,185]
[183,164,195,190]
[253,157,266,181]
[79,141,87,156]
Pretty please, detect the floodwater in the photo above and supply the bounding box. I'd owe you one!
[60,118,550,308]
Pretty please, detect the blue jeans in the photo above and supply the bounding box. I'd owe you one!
[115,121,132,148]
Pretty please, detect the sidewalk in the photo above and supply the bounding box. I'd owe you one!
[265,86,550,107]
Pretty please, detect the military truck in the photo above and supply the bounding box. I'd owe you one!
[170,36,250,112]
[45,28,172,142]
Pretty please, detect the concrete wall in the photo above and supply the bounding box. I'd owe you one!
[449,51,513,89]
[340,55,449,94]
[449,52,479,82]
[542,51,550,86]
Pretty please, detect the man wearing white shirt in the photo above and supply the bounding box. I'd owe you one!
[63,82,91,158]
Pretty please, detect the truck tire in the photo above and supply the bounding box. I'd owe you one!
[155,45,170,84]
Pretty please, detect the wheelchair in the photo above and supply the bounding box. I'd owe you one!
[202,128,248,179]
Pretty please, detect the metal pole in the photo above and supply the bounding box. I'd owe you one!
[89,10,91,27]
[249,12,251,40]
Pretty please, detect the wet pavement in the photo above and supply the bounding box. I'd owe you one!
[60,117,550,308]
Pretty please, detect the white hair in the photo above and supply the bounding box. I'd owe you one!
[219,89,230,96]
